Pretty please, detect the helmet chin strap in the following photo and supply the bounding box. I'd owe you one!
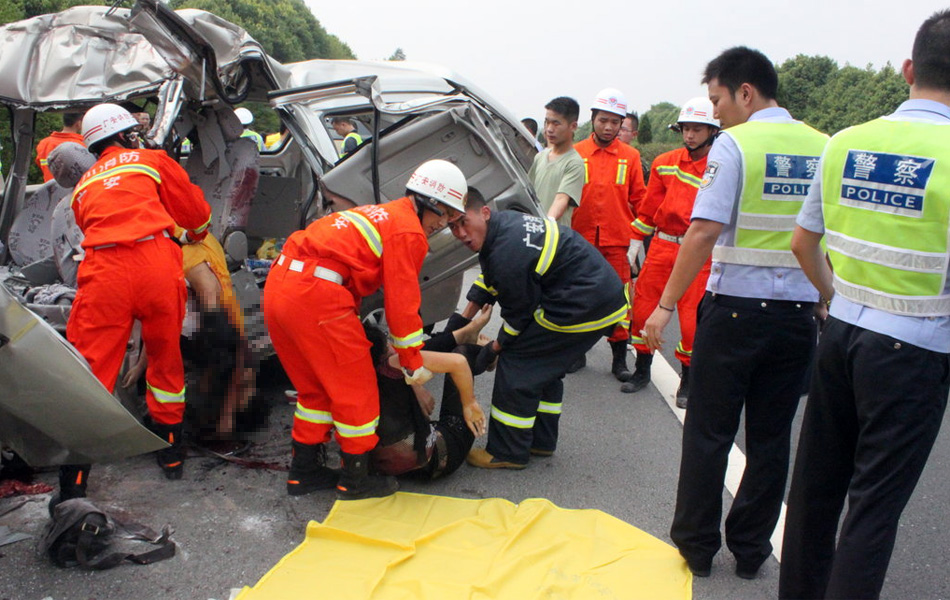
[684,130,719,153]
[412,193,444,223]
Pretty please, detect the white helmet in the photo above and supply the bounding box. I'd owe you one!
[406,159,467,213]
[235,107,254,126]
[676,97,720,128]
[590,88,629,118]
[82,103,138,148]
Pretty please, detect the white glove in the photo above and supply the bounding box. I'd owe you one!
[402,365,434,386]
[627,239,643,268]
[178,229,196,245]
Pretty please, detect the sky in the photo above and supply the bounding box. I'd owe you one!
[303,0,944,124]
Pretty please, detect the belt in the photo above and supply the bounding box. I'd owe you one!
[92,230,170,250]
[657,231,685,244]
[705,292,814,311]
[277,254,345,285]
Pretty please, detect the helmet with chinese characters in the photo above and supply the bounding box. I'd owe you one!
[406,159,467,213]
[82,103,138,148]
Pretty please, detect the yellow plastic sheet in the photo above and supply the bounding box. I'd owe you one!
[237,492,691,600]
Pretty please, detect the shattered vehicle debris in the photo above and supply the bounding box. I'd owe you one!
[0,0,541,462]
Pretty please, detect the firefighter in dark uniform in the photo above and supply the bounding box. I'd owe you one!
[452,190,628,469]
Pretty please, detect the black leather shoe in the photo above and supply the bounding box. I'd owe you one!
[735,560,761,580]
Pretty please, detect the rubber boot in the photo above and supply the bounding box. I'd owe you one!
[609,340,633,382]
[675,365,690,409]
[621,352,653,393]
[287,441,339,496]
[152,422,185,480]
[48,464,90,517]
[336,452,398,500]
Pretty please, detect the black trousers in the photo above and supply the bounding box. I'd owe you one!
[487,322,607,463]
[779,318,949,599]
[670,293,817,569]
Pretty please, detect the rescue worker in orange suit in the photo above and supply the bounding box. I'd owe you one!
[624,98,720,405]
[572,88,646,385]
[263,159,467,500]
[35,111,85,182]
[54,104,211,508]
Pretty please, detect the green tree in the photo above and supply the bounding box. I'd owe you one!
[637,113,653,144]
[776,54,837,122]
[640,102,679,143]
[387,48,406,61]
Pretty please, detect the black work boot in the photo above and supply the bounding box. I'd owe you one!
[621,352,653,393]
[609,340,633,382]
[152,422,185,480]
[287,441,339,496]
[336,452,398,500]
[675,365,690,409]
[48,464,90,517]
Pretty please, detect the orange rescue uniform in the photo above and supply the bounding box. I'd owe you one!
[36,131,85,182]
[67,146,211,425]
[263,197,428,454]
[630,147,710,365]
[573,136,646,342]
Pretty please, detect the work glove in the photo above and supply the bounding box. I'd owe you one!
[627,239,643,269]
[402,365,434,386]
[473,342,500,375]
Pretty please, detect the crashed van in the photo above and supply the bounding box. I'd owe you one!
[0,0,541,459]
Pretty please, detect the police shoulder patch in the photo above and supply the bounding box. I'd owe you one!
[700,161,720,189]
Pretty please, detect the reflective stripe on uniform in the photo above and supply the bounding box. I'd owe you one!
[74,164,162,198]
[490,406,535,429]
[391,329,425,349]
[583,158,589,184]
[473,273,498,296]
[537,401,562,415]
[712,246,802,268]
[334,416,379,438]
[632,218,655,236]
[535,218,560,276]
[616,159,628,185]
[148,382,185,404]
[675,341,691,357]
[826,230,946,274]
[656,165,702,188]
[340,211,383,258]
[294,404,334,425]
[502,321,521,337]
[833,275,950,316]
[735,212,800,232]
[533,302,627,333]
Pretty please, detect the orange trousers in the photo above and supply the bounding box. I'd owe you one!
[263,257,380,454]
[630,237,710,366]
[67,237,187,425]
[598,245,632,342]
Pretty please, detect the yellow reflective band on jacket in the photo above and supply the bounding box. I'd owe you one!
[537,401,562,415]
[583,158,589,184]
[340,210,383,258]
[474,273,498,296]
[490,406,535,429]
[616,159,628,185]
[191,216,212,236]
[147,382,185,404]
[656,165,702,188]
[632,218,655,236]
[39,158,49,166]
[535,219,560,276]
[334,416,380,438]
[391,329,425,349]
[73,163,162,199]
[294,404,334,425]
[502,321,521,337]
[675,341,691,356]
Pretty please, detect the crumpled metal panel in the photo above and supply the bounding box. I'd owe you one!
[0,284,166,467]
[0,6,173,108]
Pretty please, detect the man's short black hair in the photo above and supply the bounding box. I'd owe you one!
[63,111,84,128]
[545,96,579,123]
[913,9,950,91]
[521,117,538,136]
[626,112,639,128]
[702,46,778,100]
[464,187,487,210]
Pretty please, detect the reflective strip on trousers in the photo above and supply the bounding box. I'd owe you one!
[490,406,535,429]
[340,211,383,258]
[711,246,802,268]
[675,341,691,357]
[537,401,562,415]
[294,404,334,425]
[148,382,185,404]
[334,416,380,438]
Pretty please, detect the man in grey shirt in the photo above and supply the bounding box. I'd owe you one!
[528,97,585,226]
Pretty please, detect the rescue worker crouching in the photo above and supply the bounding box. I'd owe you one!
[58,103,211,506]
[264,159,467,500]
[624,97,720,405]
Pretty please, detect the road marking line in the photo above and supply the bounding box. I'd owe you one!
[650,351,786,562]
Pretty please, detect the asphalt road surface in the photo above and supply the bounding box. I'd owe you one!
[1,270,948,599]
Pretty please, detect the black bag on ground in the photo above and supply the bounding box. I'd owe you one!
[38,498,175,569]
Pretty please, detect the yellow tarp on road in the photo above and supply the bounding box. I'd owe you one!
[237,492,691,600]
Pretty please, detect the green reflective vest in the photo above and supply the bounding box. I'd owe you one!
[341,131,363,157]
[712,120,828,268]
[822,116,950,316]
[241,129,265,151]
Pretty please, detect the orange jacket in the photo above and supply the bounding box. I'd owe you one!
[572,136,646,247]
[280,197,428,371]
[35,131,85,182]
[632,147,707,240]
[71,146,211,249]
